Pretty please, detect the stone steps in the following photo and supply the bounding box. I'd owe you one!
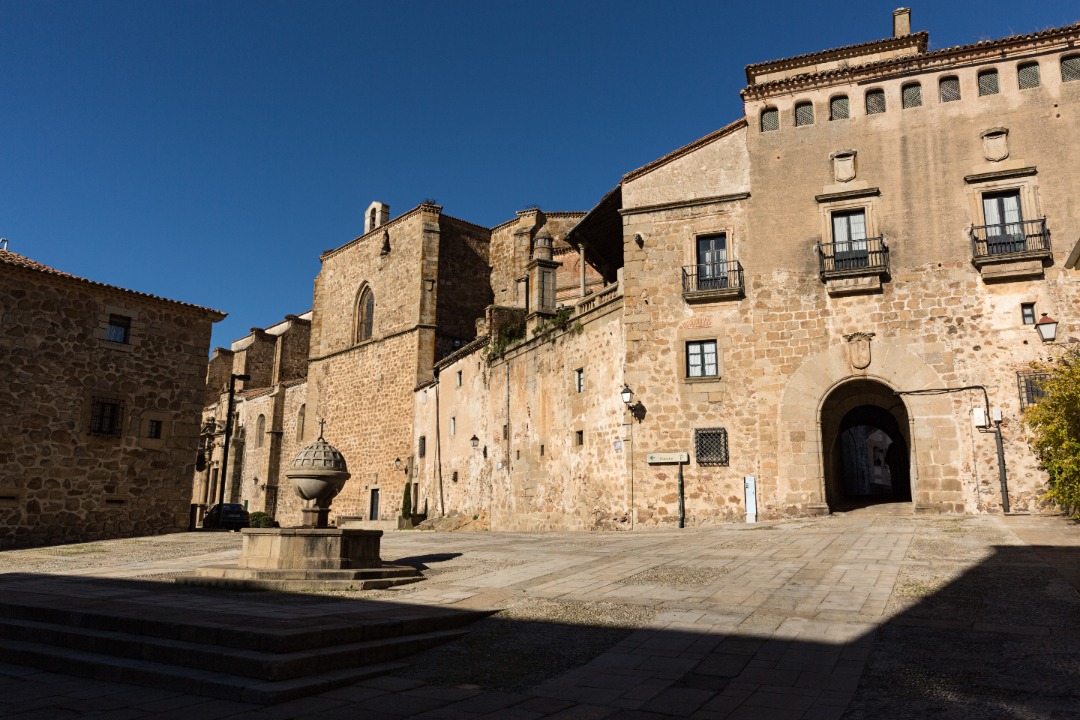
[0,581,490,704]
[174,563,424,591]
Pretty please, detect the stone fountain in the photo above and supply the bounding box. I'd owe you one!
[176,422,421,591]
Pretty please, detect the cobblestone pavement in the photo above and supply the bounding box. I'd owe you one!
[0,512,1077,719]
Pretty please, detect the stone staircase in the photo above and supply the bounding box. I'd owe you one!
[0,575,489,704]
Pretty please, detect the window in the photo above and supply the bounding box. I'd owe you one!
[902,83,922,108]
[1017,372,1050,410]
[296,404,305,441]
[1063,55,1080,83]
[575,368,584,393]
[503,424,508,440]
[829,95,850,120]
[981,190,1025,254]
[356,287,374,342]
[760,107,779,132]
[449,416,456,436]
[456,370,462,387]
[865,89,886,114]
[418,435,426,459]
[1021,303,1036,325]
[686,340,718,379]
[147,420,163,439]
[107,315,131,344]
[939,76,961,103]
[256,414,266,448]
[794,101,814,126]
[540,444,545,457]
[978,69,1000,96]
[90,399,123,437]
[1017,62,1040,89]
[695,428,729,466]
[695,233,728,290]
[575,430,584,446]
[831,209,869,269]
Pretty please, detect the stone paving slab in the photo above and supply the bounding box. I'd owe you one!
[0,512,1078,718]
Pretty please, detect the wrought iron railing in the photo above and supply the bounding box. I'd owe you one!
[681,260,744,295]
[971,218,1050,260]
[817,236,888,278]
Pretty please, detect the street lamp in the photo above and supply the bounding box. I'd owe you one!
[1035,313,1058,343]
[620,385,633,406]
[470,434,480,449]
[216,373,251,513]
[621,385,644,422]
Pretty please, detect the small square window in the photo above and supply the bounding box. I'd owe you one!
[695,428,729,466]
[107,315,131,344]
[147,420,163,439]
[1017,62,1040,90]
[865,89,886,115]
[575,430,584,446]
[939,77,960,103]
[760,108,779,132]
[978,69,1000,96]
[902,83,922,109]
[1017,372,1050,410]
[575,368,584,393]
[829,96,849,120]
[90,399,123,437]
[794,102,814,126]
[1063,56,1080,83]
[1021,303,1036,325]
[686,340,718,378]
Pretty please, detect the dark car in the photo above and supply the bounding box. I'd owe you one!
[203,503,250,530]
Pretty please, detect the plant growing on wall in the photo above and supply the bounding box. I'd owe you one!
[1023,349,1080,516]
[487,319,526,358]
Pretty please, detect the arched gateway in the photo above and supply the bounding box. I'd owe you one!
[777,340,965,516]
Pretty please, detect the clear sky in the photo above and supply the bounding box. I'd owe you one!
[2,0,1076,349]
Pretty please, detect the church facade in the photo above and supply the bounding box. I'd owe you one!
[195,11,1080,530]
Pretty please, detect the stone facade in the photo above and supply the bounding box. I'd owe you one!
[0,249,224,548]
[196,12,1080,531]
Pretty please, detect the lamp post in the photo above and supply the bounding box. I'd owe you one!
[1035,313,1058,343]
[217,373,250,511]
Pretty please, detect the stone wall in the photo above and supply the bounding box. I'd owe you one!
[1,255,220,548]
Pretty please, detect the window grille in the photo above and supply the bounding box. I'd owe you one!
[794,102,814,126]
[978,69,1000,96]
[830,96,850,120]
[695,428,729,466]
[865,89,886,115]
[760,108,779,132]
[1017,372,1050,410]
[107,315,131,343]
[1061,56,1080,83]
[902,83,922,108]
[418,435,426,459]
[939,77,961,103]
[90,398,123,437]
[1017,62,1040,89]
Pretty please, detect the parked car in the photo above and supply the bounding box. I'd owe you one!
[203,503,250,530]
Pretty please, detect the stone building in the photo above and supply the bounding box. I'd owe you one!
[199,11,1080,530]
[0,248,224,548]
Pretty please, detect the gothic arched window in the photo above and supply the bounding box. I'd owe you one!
[356,287,375,342]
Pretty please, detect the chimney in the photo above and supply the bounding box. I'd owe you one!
[892,7,911,38]
[365,201,390,234]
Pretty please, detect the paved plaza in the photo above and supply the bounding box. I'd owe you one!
[0,511,1078,719]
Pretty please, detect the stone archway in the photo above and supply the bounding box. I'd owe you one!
[820,379,912,510]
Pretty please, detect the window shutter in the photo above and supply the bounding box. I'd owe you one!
[939,77,960,102]
[830,96,850,120]
[794,102,814,126]
[978,69,1000,96]
[1062,56,1080,83]
[902,83,922,108]
[1017,62,1040,89]
[760,108,779,132]
[865,89,886,114]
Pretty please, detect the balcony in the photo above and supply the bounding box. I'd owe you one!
[681,260,744,302]
[970,218,1051,280]
[817,237,889,295]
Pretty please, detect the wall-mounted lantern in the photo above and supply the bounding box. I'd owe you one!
[1035,313,1058,343]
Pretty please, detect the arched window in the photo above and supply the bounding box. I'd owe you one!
[865,88,886,115]
[902,82,922,109]
[939,76,960,103]
[794,101,814,126]
[978,69,1000,96]
[256,414,266,448]
[356,286,375,342]
[760,107,779,132]
[296,404,305,441]
[829,95,850,120]
[1017,62,1040,89]
[1061,55,1080,83]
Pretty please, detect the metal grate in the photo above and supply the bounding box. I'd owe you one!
[978,69,1000,96]
[760,108,779,132]
[90,398,123,437]
[1017,62,1041,89]
[939,77,961,102]
[1017,372,1050,410]
[695,428,729,466]
[902,83,922,108]
[830,96,850,120]
[1062,56,1080,83]
[865,89,886,114]
[795,102,814,126]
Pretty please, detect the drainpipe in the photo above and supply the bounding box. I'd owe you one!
[434,368,445,516]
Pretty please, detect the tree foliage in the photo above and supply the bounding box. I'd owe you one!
[1022,350,1080,516]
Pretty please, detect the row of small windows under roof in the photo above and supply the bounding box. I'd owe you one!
[761,55,1080,131]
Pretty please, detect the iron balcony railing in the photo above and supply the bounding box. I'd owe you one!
[681,260,744,296]
[971,218,1050,260]
[817,236,889,278]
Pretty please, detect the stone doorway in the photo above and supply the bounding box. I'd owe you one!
[821,379,912,511]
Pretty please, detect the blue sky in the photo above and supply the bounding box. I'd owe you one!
[2,0,1076,349]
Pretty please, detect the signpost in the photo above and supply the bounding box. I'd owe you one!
[647,452,688,528]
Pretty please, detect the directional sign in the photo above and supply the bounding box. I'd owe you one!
[647,452,689,464]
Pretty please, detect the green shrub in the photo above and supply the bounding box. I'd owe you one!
[249,511,273,528]
[1023,350,1080,516]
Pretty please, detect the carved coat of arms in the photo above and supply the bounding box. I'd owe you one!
[843,332,875,369]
